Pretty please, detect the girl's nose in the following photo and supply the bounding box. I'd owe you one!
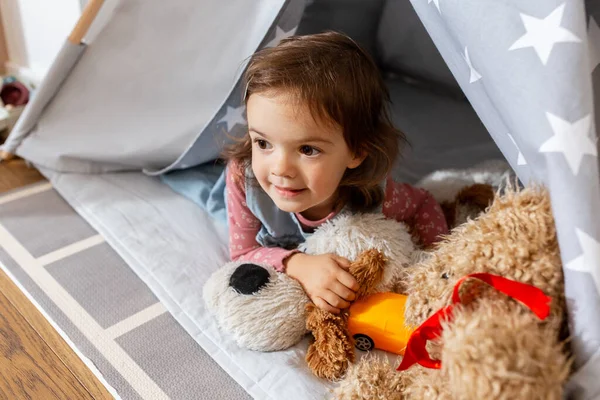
[271,151,295,178]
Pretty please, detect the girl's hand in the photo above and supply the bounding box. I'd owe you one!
[285,252,359,314]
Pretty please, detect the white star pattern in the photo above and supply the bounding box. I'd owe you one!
[578,328,600,352]
[509,4,581,65]
[266,26,298,48]
[463,47,481,83]
[539,112,596,175]
[218,105,247,132]
[507,133,527,165]
[428,0,441,13]
[588,16,600,72]
[566,229,600,295]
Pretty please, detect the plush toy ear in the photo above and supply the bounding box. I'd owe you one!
[349,249,387,298]
[305,304,355,381]
[456,183,495,210]
[444,183,496,229]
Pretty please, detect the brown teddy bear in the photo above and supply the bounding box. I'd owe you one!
[303,176,502,382]
[334,185,572,400]
[415,159,512,230]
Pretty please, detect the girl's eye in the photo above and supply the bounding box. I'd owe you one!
[253,139,271,150]
[299,145,320,156]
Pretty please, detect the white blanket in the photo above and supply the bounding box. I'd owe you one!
[42,170,360,399]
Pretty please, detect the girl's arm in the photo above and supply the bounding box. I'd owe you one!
[382,176,449,247]
[226,163,298,271]
[226,162,359,313]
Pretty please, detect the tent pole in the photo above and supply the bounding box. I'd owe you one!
[0,0,105,162]
[68,0,106,45]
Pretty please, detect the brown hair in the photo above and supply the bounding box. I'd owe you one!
[223,31,407,211]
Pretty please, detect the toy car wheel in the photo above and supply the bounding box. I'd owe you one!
[353,334,374,352]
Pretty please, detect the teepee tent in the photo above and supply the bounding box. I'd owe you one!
[2,0,599,398]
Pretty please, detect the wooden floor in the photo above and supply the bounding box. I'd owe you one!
[0,158,114,399]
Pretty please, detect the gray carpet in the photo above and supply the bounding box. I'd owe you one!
[0,182,251,400]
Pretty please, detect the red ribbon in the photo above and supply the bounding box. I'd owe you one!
[397,272,552,371]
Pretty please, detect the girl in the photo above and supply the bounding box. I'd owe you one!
[224,32,448,314]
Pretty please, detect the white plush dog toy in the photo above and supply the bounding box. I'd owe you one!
[203,213,416,352]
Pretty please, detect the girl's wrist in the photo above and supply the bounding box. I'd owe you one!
[284,252,307,278]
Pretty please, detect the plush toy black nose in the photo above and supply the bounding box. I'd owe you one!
[229,263,270,295]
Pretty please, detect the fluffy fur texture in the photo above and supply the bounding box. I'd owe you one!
[300,213,416,293]
[405,185,565,325]
[416,160,512,204]
[203,261,309,351]
[306,304,356,381]
[441,183,495,229]
[417,160,512,228]
[203,170,552,395]
[203,213,416,357]
[334,185,572,400]
[300,215,416,380]
[350,249,388,298]
[203,211,417,386]
[306,249,390,381]
[335,354,405,400]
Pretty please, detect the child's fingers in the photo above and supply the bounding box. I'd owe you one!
[322,290,351,310]
[313,297,340,314]
[331,255,359,291]
[332,254,351,269]
[336,269,359,292]
[331,281,356,302]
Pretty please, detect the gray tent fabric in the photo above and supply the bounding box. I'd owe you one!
[1,0,287,173]
[1,41,86,154]
[147,0,306,176]
[376,0,462,96]
[405,2,600,397]
[3,0,600,398]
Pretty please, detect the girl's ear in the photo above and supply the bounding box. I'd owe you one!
[347,151,367,169]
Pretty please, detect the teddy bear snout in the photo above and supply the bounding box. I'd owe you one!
[229,263,271,295]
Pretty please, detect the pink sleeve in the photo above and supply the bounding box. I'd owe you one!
[226,163,298,272]
[382,176,449,247]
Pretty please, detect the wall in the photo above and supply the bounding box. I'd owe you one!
[0,0,81,84]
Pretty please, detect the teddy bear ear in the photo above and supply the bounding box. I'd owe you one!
[456,183,495,210]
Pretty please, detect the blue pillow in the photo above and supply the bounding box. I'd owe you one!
[160,162,228,223]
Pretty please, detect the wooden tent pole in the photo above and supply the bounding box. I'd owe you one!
[68,0,105,45]
[0,0,105,162]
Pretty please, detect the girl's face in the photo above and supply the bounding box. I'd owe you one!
[247,92,364,220]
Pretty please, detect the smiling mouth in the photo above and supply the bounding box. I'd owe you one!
[273,185,305,198]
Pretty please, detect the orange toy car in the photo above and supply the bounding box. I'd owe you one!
[347,292,415,355]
